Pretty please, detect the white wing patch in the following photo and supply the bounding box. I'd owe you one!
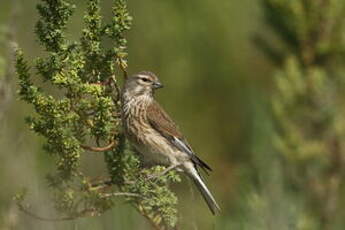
[172,136,194,155]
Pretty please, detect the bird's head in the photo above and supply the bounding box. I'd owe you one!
[123,71,163,97]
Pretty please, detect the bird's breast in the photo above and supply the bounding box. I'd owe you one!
[122,97,184,166]
[122,98,152,145]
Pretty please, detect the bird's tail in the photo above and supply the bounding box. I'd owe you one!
[186,164,220,215]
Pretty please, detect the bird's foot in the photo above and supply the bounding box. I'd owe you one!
[145,164,181,181]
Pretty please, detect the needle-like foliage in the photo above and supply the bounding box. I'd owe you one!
[15,0,180,229]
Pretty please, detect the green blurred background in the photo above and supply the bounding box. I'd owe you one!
[1,0,338,229]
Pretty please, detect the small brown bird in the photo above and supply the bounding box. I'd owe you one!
[121,71,220,214]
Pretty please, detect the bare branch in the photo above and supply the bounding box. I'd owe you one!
[81,140,116,152]
[18,204,97,222]
[18,191,140,222]
[99,192,141,198]
[145,164,180,182]
[138,205,163,230]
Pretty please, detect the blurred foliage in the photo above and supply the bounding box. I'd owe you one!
[0,25,11,113]
[258,0,345,229]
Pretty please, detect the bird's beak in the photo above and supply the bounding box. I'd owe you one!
[153,81,164,89]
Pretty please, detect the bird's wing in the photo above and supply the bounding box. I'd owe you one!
[147,101,212,172]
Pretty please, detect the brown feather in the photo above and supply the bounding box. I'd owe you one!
[147,101,212,172]
[147,101,184,139]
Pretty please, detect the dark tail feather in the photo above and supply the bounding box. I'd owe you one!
[188,167,220,214]
[191,155,212,175]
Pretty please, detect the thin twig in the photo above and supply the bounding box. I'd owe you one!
[145,164,180,182]
[109,74,122,103]
[89,179,113,188]
[138,205,163,230]
[81,140,116,152]
[122,165,181,185]
[18,191,140,222]
[18,204,97,222]
[119,59,128,79]
[99,192,141,198]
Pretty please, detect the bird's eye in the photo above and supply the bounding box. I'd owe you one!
[141,78,150,83]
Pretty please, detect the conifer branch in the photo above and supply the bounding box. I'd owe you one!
[15,0,181,228]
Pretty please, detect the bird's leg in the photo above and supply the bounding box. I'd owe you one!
[146,163,181,181]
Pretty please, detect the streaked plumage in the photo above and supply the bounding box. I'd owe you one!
[121,71,220,214]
